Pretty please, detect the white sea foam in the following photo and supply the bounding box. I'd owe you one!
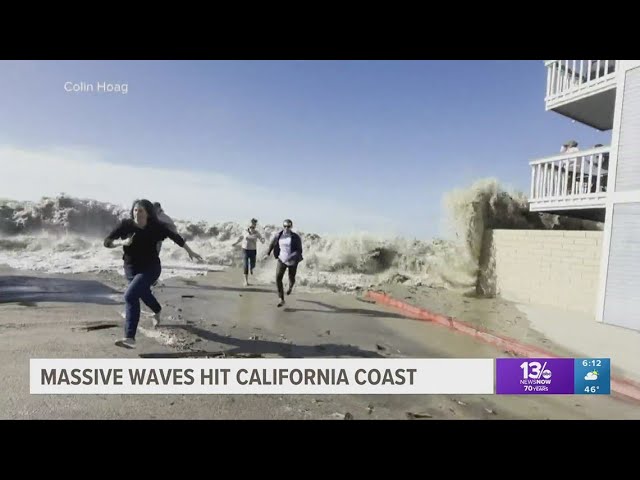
[0,180,603,293]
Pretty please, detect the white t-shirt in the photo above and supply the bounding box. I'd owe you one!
[278,231,294,266]
[241,230,264,250]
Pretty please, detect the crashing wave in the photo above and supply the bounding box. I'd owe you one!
[0,183,603,292]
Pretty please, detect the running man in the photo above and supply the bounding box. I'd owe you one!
[265,219,303,307]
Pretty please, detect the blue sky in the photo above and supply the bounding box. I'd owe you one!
[0,60,610,239]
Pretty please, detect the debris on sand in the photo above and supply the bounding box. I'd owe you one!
[330,412,353,420]
[71,323,118,332]
[406,412,432,419]
[356,297,376,304]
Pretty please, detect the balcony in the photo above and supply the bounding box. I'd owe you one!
[529,146,609,219]
[545,60,618,130]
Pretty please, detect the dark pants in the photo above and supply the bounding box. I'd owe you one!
[243,249,257,275]
[276,259,297,299]
[123,262,162,339]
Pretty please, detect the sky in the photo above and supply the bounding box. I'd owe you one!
[0,60,611,239]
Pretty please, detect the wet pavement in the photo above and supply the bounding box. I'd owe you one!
[1,265,638,419]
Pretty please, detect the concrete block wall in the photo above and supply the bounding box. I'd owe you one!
[478,230,602,315]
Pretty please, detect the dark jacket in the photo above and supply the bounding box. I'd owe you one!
[267,230,303,264]
[104,219,185,268]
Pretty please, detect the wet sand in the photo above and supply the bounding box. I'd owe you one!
[1,264,638,419]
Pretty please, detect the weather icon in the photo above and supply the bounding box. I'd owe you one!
[584,370,599,381]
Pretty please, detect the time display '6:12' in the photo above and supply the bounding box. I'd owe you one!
[582,360,602,367]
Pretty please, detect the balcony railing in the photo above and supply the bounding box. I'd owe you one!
[529,146,609,209]
[545,60,617,106]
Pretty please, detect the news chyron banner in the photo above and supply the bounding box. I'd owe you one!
[495,358,611,395]
[30,358,611,395]
[30,359,494,395]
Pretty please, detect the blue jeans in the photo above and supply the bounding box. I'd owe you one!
[243,249,257,275]
[123,262,162,339]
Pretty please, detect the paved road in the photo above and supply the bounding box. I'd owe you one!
[1,267,637,419]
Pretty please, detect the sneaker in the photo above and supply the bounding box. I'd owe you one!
[286,286,293,295]
[115,338,136,349]
[121,311,153,319]
[152,312,161,328]
[243,279,249,287]
[277,298,285,307]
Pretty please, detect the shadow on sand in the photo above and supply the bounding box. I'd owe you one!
[139,324,385,359]
[162,284,273,294]
[282,299,407,320]
[0,275,122,306]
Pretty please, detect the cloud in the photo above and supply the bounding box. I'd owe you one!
[0,144,399,236]
[584,371,598,381]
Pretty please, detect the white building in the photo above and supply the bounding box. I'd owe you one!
[529,60,640,331]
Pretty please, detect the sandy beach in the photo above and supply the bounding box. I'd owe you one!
[1,264,637,420]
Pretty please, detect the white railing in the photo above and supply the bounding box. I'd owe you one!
[529,146,610,205]
[545,60,617,104]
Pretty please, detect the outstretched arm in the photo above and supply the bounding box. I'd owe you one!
[184,244,203,262]
[104,221,133,248]
[232,236,243,247]
[266,234,277,255]
[161,224,204,262]
[263,233,278,260]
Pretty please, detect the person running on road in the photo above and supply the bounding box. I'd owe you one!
[104,199,203,349]
[232,218,265,286]
[265,219,303,307]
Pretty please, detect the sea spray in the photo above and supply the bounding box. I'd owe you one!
[0,186,603,293]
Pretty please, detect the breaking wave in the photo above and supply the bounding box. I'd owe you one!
[0,181,602,293]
